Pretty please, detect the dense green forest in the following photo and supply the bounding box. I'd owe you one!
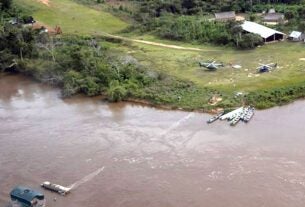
[128,0,305,48]
[135,0,305,16]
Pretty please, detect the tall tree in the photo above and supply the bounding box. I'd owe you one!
[0,0,12,10]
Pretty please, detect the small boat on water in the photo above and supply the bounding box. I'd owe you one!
[220,107,243,120]
[207,111,224,124]
[240,106,250,120]
[8,186,46,207]
[41,181,71,196]
[243,107,255,122]
[230,113,242,126]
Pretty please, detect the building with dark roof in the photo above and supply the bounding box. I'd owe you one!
[263,13,285,24]
[214,11,236,21]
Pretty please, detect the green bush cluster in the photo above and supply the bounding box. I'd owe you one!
[246,85,305,109]
[0,23,217,109]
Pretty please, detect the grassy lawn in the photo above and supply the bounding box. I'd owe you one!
[119,40,305,94]
[14,0,128,34]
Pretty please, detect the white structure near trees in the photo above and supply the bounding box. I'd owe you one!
[241,21,285,43]
[288,31,304,41]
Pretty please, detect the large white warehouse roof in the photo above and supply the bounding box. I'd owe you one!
[241,21,285,39]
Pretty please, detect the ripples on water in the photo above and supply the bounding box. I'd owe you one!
[1,74,305,207]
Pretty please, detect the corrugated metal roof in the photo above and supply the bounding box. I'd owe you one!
[241,21,285,39]
[289,31,302,38]
[215,11,235,20]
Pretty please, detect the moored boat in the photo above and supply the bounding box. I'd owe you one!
[243,107,255,122]
[41,181,71,196]
[230,113,241,126]
[207,111,224,124]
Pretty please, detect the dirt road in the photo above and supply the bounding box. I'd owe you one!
[106,34,215,52]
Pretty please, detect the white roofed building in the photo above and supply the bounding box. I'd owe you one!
[241,21,285,43]
[288,31,304,41]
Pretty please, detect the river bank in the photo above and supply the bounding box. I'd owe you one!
[3,70,305,115]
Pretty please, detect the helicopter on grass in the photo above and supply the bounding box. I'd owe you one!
[199,60,224,70]
[257,63,277,73]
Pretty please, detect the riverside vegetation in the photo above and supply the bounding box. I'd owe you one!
[1,0,305,111]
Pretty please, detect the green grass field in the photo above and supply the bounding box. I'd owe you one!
[14,0,305,108]
[14,0,128,34]
[125,40,305,93]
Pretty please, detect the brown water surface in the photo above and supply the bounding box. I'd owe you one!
[1,73,305,207]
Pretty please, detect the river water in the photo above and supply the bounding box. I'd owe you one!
[1,73,305,207]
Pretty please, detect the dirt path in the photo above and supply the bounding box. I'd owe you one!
[106,34,217,52]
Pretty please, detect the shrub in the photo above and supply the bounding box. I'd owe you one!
[107,80,127,102]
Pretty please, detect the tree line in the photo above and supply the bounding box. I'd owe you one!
[134,14,263,49]
[135,0,305,16]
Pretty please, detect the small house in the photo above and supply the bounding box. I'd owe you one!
[241,21,285,43]
[263,13,285,25]
[214,11,236,21]
[288,31,304,41]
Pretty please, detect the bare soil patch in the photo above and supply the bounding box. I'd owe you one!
[37,0,50,6]
[208,96,223,105]
[106,34,217,52]
[32,21,56,33]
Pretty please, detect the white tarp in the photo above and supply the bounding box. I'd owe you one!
[241,21,285,39]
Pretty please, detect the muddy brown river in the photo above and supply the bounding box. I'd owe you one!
[1,73,305,207]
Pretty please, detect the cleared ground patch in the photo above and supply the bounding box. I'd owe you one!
[37,0,49,6]
[15,0,128,34]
